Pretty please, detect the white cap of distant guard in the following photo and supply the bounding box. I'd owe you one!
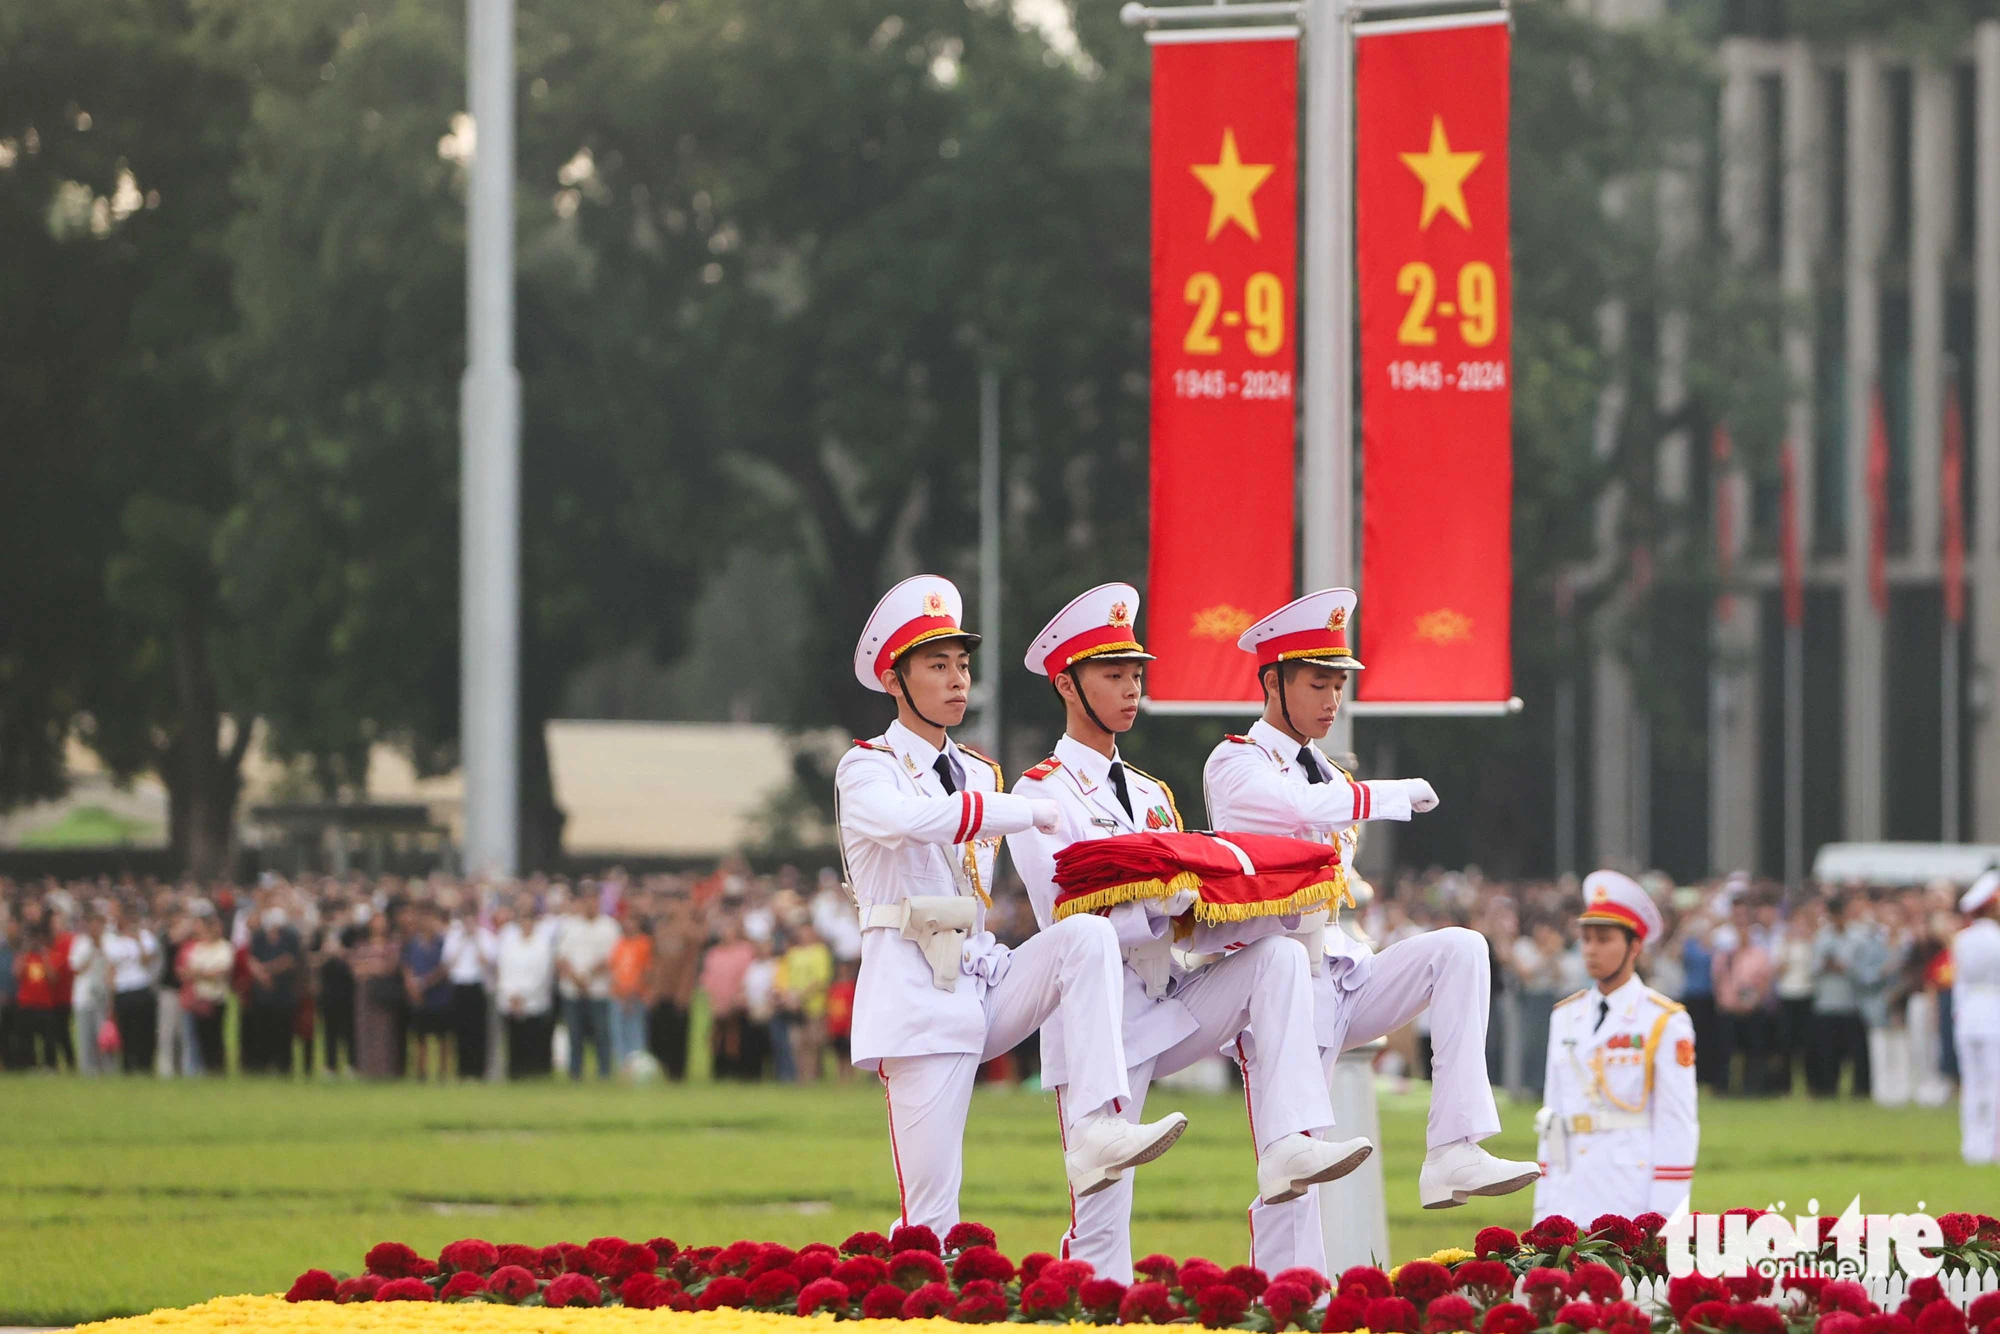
[1961,869,2000,916]
[1025,583,1157,678]
[1237,588,1366,671]
[853,575,980,693]
[1577,869,1664,943]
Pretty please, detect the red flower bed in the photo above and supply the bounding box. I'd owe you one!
[280,1212,2000,1326]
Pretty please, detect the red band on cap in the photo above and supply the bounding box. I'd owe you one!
[1578,902,1649,940]
[873,614,962,681]
[1256,627,1355,667]
[1043,625,1144,677]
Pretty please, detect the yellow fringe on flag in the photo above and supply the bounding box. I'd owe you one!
[1050,867,1353,923]
[1049,872,1203,919]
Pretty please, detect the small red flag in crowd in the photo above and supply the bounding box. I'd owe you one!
[1866,384,1890,616]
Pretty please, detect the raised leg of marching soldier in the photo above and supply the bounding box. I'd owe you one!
[1011,584,1362,1281]
[1242,926,1517,1276]
[1060,935,1348,1280]
[1200,589,1536,1276]
[881,911,1138,1233]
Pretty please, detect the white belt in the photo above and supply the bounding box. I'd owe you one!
[860,897,975,991]
[1563,1109,1646,1133]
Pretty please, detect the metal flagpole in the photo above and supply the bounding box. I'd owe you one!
[1302,0,1355,764]
[461,0,521,877]
[976,366,1003,759]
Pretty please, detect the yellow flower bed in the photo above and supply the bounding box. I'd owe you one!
[71,1295,1114,1334]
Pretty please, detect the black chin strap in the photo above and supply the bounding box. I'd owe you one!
[1266,662,1302,737]
[1066,666,1117,740]
[893,660,952,733]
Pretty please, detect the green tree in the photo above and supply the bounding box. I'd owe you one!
[576,0,1155,747]
[0,0,259,876]
[213,0,725,866]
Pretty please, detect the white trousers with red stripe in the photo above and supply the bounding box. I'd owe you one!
[1245,927,1501,1277]
[1957,1033,2000,1164]
[876,914,1132,1235]
[1057,935,1332,1283]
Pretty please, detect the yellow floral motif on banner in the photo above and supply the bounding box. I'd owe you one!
[71,1296,1118,1334]
[1414,608,1474,645]
[1189,603,1255,641]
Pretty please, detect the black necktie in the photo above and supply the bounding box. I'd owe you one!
[1108,760,1134,820]
[932,754,958,795]
[1297,746,1325,784]
[1595,998,1610,1032]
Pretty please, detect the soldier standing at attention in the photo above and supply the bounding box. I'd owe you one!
[1952,870,2000,1164]
[1532,871,1699,1221]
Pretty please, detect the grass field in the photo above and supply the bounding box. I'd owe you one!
[1,1076,1991,1325]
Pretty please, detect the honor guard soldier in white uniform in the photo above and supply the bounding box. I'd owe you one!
[1007,583,1371,1282]
[1201,588,1537,1274]
[838,575,1187,1237]
[1952,870,2000,1164]
[1532,871,1699,1221]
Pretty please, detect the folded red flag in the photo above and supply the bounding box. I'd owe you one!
[1051,830,1349,924]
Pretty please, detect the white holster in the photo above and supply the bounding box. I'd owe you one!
[1290,908,1330,976]
[1533,1104,1569,1174]
[1125,934,1174,1001]
[862,896,977,992]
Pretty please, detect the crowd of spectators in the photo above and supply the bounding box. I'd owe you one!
[1374,867,1968,1107]
[0,860,1977,1107]
[0,861,865,1083]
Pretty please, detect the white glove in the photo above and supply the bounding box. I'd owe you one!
[1029,799,1062,834]
[1159,889,1199,917]
[960,931,1013,986]
[1403,778,1439,813]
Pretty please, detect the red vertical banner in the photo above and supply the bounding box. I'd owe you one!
[1145,33,1299,705]
[1867,383,1890,615]
[1354,16,1512,703]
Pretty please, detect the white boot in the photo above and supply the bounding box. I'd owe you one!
[1065,1111,1189,1198]
[1418,1140,1540,1209]
[1255,1132,1373,1205]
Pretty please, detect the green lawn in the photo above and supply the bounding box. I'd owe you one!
[16,804,160,849]
[0,1077,1989,1325]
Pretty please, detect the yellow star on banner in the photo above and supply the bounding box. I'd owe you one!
[1399,116,1482,230]
[1191,128,1275,242]
[1414,607,1475,645]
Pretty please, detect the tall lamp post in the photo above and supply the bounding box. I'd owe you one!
[461,0,521,876]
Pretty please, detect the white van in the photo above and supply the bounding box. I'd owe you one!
[1810,842,2000,887]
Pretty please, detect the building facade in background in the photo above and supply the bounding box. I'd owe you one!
[1583,8,2000,877]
